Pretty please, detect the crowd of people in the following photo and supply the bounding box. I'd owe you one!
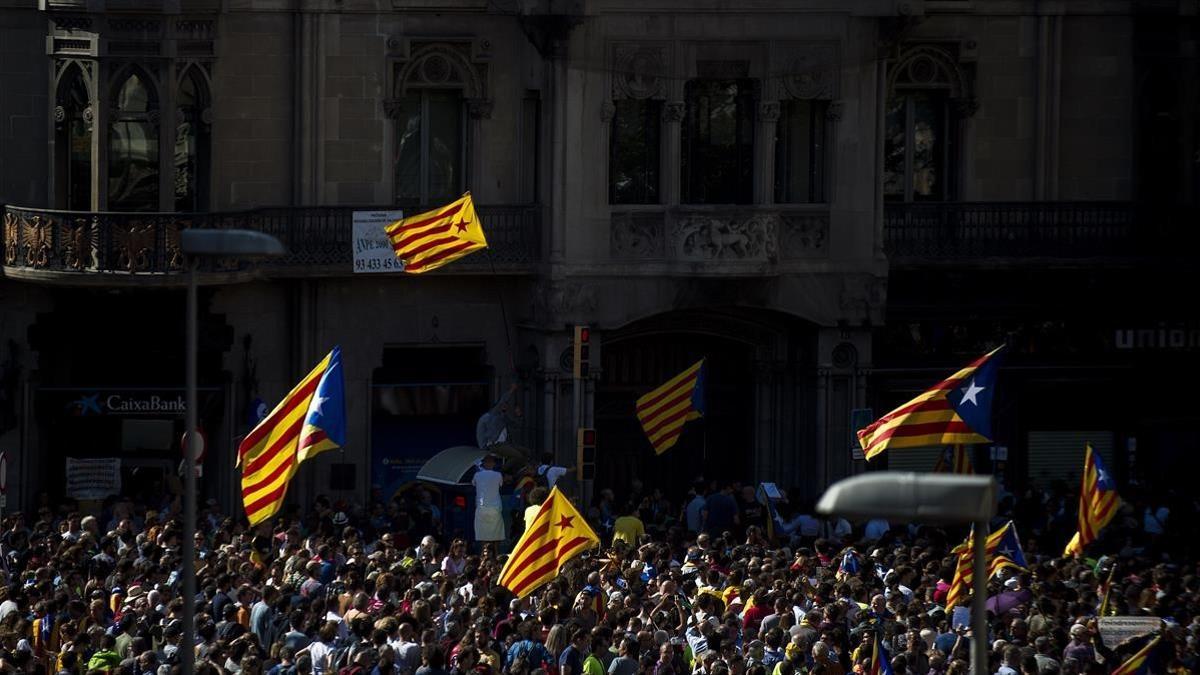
[0,469,1196,675]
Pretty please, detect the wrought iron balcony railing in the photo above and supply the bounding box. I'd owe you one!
[1,204,541,279]
[883,201,1193,262]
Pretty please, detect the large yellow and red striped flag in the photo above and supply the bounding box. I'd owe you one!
[636,359,706,455]
[497,487,599,599]
[239,348,346,526]
[1063,444,1122,557]
[384,192,487,273]
[857,346,1004,461]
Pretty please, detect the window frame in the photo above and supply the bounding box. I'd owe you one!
[393,88,467,209]
[774,98,830,204]
[608,98,663,205]
[884,90,956,202]
[680,77,758,205]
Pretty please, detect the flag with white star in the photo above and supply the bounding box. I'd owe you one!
[1064,444,1122,557]
[857,346,1005,461]
[497,486,600,598]
[239,346,346,526]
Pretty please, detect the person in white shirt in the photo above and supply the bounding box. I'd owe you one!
[536,452,571,489]
[472,454,506,544]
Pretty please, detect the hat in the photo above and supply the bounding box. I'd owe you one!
[332,512,349,526]
[126,585,146,600]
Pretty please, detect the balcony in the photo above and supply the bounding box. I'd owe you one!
[883,201,1194,265]
[1,204,541,284]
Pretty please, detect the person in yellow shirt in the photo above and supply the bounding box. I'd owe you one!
[611,503,644,547]
[524,487,549,533]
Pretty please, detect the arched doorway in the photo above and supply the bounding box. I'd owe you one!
[593,308,817,503]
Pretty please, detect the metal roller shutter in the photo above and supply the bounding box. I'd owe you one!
[885,446,947,473]
[1026,431,1115,486]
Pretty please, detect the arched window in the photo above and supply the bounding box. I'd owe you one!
[175,67,211,212]
[390,43,489,207]
[108,67,161,212]
[884,45,975,202]
[55,63,92,211]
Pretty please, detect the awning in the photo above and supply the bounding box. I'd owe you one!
[415,444,532,485]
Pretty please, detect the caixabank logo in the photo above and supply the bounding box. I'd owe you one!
[67,392,187,416]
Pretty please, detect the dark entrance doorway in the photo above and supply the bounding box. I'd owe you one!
[595,322,756,503]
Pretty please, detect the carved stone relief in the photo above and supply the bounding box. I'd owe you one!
[611,43,669,100]
[670,213,778,261]
[611,211,665,259]
[781,42,837,100]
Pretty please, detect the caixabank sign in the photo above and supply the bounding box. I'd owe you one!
[38,388,220,418]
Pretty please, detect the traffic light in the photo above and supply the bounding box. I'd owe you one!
[577,427,596,481]
[572,325,590,378]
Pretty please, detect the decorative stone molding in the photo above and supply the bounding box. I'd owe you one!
[392,40,489,100]
[671,213,777,261]
[889,43,977,117]
[781,42,837,100]
[611,211,665,259]
[600,101,615,123]
[534,280,598,321]
[611,42,669,100]
[758,101,781,123]
[825,99,844,122]
[612,208,830,264]
[779,213,828,258]
[466,98,493,120]
[662,101,685,123]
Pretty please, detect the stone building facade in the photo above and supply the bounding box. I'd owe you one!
[0,0,1196,514]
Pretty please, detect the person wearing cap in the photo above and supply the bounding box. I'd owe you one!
[1061,623,1094,665]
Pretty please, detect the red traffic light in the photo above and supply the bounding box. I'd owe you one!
[581,429,596,445]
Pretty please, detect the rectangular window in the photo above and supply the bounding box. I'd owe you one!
[884,91,953,202]
[682,79,756,204]
[774,99,829,203]
[609,99,662,204]
[394,89,464,207]
[108,119,160,212]
[520,92,540,204]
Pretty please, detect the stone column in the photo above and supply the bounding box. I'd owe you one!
[158,59,177,212]
[814,367,830,489]
[1034,14,1062,200]
[755,101,780,204]
[467,98,493,197]
[91,59,108,211]
[661,101,684,205]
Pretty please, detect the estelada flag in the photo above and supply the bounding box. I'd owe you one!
[497,487,599,599]
[1063,444,1122,557]
[636,359,706,455]
[384,192,488,273]
[857,346,1004,461]
[239,347,346,525]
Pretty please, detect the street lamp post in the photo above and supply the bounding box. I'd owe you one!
[180,229,284,675]
[816,472,996,675]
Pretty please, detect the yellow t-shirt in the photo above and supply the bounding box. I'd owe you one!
[612,516,645,546]
[524,505,541,532]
